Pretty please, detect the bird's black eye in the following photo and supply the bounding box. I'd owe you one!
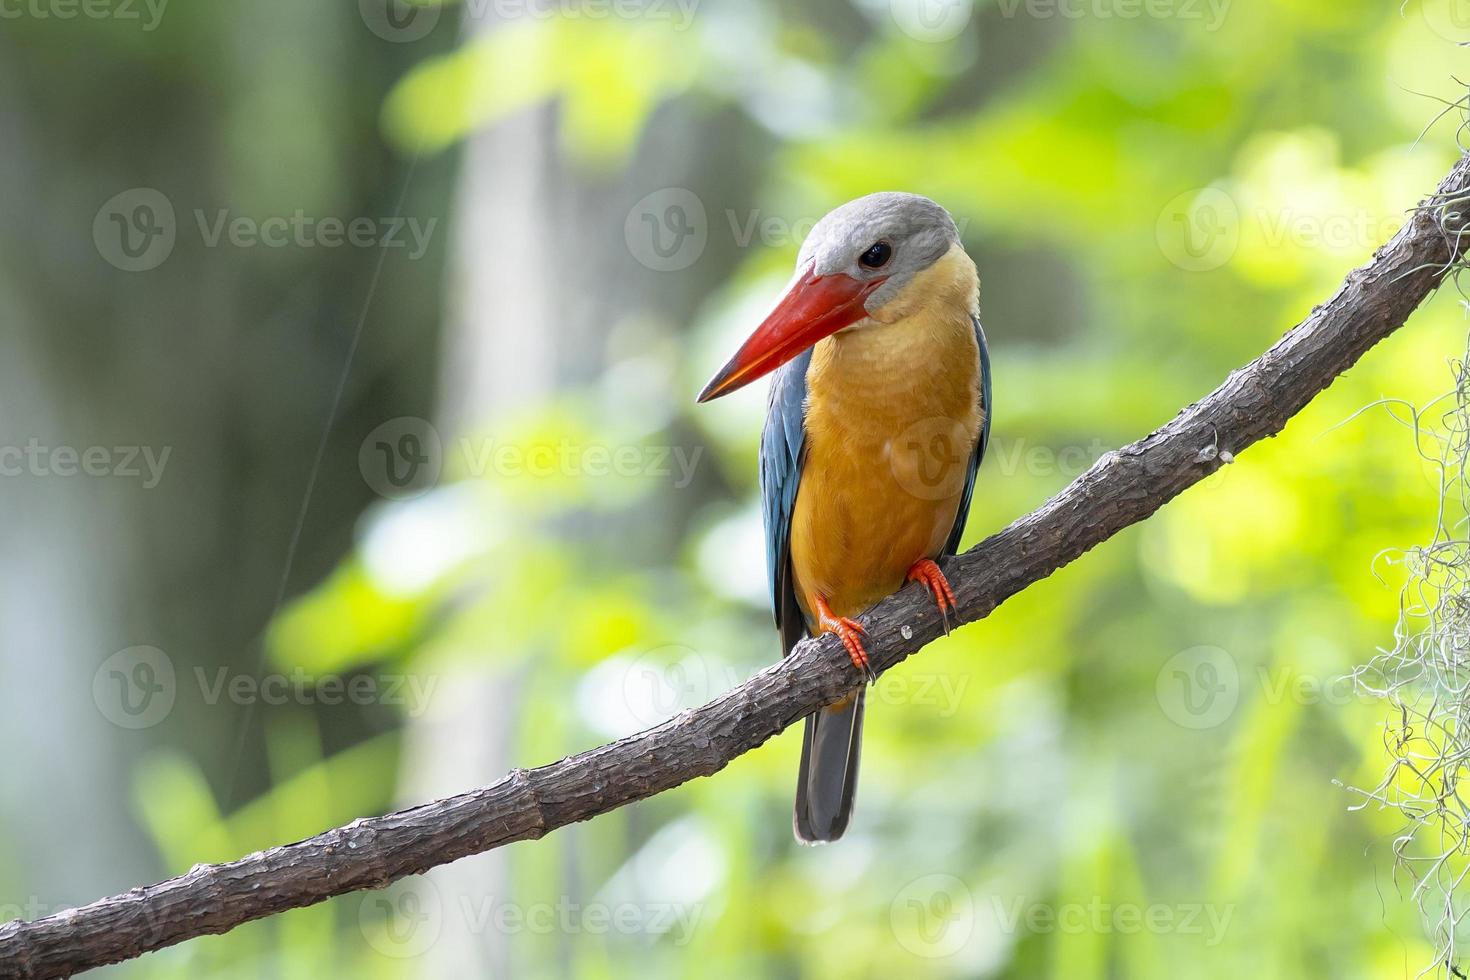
[859,241,892,269]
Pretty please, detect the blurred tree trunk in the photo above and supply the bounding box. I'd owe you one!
[0,314,150,911]
[401,16,768,974]
[400,14,590,976]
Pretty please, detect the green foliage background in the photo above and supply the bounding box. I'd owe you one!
[3,0,1469,976]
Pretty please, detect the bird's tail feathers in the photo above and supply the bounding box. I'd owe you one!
[793,690,864,844]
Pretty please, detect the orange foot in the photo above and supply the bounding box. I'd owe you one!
[907,558,957,630]
[814,594,875,684]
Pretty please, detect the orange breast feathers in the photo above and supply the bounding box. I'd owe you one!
[788,243,984,626]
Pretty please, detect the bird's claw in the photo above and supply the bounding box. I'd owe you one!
[906,558,957,634]
[833,618,876,685]
[815,596,876,684]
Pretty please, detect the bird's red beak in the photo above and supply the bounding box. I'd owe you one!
[697,268,886,402]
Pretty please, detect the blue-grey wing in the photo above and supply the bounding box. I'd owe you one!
[942,316,992,557]
[759,349,813,656]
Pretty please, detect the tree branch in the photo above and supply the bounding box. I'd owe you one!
[6,156,1470,980]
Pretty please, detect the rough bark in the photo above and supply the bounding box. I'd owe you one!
[4,156,1469,979]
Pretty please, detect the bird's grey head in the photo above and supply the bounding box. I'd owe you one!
[696,192,964,402]
[798,192,961,314]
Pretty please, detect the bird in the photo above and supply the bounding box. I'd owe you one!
[697,192,991,843]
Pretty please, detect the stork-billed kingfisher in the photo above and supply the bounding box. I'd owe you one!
[698,193,991,843]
